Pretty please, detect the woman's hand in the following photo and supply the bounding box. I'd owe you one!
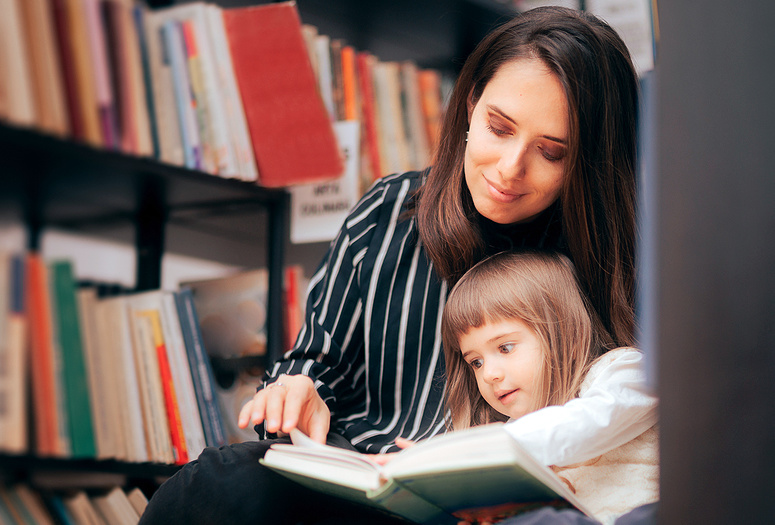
[237,374,330,443]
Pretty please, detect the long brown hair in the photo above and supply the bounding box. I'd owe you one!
[414,6,639,347]
[441,251,614,429]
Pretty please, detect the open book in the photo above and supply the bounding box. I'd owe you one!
[260,423,592,524]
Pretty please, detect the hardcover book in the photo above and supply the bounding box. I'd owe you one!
[222,2,344,187]
[262,424,592,524]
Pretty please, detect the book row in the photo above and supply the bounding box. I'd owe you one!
[0,0,445,189]
[0,251,297,464]
[0,483,147,525]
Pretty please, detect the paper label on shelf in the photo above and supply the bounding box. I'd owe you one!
[290,120,361,244]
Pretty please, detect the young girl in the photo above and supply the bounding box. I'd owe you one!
[441,251,659,525]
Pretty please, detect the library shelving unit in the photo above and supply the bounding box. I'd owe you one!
[0,121,289,487]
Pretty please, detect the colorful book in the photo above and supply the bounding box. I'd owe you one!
[133,304,189,465]
[161,19,202,170]
[0,0,37,127]
[48,260,96,458]
[222,2,344,187]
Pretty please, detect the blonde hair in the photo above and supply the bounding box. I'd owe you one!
[441,251,614,430]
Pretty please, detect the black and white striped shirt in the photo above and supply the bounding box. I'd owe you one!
[265,170,562,453]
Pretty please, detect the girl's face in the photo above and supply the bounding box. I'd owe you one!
[464,58,569,225]
[458,317,545,420]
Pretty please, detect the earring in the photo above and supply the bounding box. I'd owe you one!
[465,131,469,143]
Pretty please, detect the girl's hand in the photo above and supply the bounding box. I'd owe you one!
[237,374,330,443]
[368,436,416,465]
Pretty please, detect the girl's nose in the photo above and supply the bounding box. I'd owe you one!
[481,361,504,383]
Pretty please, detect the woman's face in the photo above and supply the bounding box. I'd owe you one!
[464,59,569,225]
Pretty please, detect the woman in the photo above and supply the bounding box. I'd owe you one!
[140,7,643,524]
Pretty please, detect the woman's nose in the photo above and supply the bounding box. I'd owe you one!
[496,143,527,181]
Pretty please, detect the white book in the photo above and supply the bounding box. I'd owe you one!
[205,4,259,181]
[95,296,148,462]
[77,288,117,459]
[160,291,207,460]
[0,0,37,126]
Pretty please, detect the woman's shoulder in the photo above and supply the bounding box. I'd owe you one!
[343,171,424,232]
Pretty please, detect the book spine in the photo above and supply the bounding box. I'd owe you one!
[160,19,201,170]
[141,309,189,465]
[175,288,226,448]
[132,5,160,158]
[49,260,96,458]
[26,254,60,456]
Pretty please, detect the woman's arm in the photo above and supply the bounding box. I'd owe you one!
[505,347,657,466]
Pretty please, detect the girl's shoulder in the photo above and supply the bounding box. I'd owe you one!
[581,347,647,391]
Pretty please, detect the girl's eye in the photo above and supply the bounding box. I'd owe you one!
[499,342,516,354]
[468,358,483,370]
[485,124,509,137]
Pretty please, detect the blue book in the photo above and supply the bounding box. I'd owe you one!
[175,288,226,448]
[161,20,201,170]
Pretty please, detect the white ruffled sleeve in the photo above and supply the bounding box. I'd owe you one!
[504,347,658,467]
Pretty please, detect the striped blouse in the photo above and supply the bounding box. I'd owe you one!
[264,170,562,453]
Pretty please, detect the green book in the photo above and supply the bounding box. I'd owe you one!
[49,260,95,458]
[261,423,593,524]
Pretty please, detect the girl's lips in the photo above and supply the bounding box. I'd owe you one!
[497,389,519,403]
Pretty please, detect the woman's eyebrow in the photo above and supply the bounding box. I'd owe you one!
[487,104,568,144]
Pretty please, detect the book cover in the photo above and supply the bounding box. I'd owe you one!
[11,485,56,525]
[0,253,27,454]
[262,424,594,524]
[95,296,148,462]
[400,61,431,171]
[83,0,119,149]
[174,288,227,448]
[161,19,202,170]
[91,487,140,525]
[160,291,207,460]
[132,4,161,159]
[48,260,96,458]
[26,253,61,456]
[356,51,382,184]
[180,269,269,358]
[141,9,185,166]
[204,3,258,181]
[59,0,103,146]
[18,0,69,136]
[222,2,344,187]
[75,287,117,460]
[0,0,37,127]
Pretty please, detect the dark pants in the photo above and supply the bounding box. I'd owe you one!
[138,434,410,525]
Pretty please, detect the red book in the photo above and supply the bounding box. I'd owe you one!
[357,52,383,182]
[26,253,61,456]
[142,310,189,465]
[221,2,343,187]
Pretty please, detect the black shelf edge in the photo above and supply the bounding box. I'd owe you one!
[0,453,181,479]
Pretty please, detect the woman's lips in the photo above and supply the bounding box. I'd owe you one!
[484,176,523,204]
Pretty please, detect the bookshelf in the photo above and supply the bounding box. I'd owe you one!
[0,120,289,488]
[0,121,289,362]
